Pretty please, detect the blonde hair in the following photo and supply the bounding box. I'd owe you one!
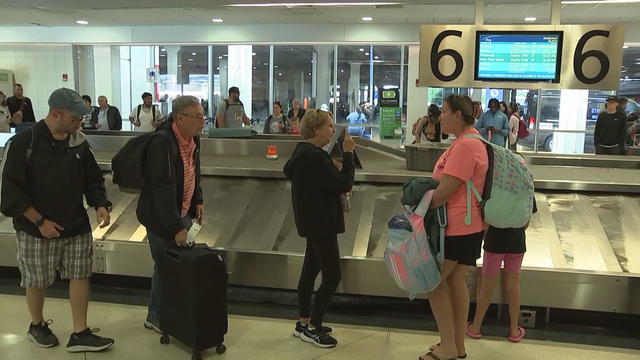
[299,109,331,139]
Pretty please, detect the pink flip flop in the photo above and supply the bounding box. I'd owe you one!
[508,327,526,343]
[465,323,482,339]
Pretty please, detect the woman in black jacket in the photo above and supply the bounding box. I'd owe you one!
[283,109,355,348]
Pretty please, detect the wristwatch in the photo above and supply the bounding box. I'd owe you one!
[34,217,45,227]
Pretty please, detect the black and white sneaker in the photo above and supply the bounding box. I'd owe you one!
[144,318,162,334]
[27,320,59,348]
[66,328,115,353]
[293,321,333,338]
[300,327,337,348]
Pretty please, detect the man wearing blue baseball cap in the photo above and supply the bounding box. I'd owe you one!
[1,88,115,352]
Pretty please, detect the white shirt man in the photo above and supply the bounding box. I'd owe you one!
[129,92,163,132]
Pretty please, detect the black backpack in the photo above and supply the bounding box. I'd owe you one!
[111,130,172,193]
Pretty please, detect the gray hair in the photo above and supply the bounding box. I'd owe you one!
[299,108,331,139]
[168,95,200,122]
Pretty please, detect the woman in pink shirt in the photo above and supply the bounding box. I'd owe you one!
[421,95,488,360]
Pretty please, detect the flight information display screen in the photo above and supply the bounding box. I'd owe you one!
[475,31,563,82]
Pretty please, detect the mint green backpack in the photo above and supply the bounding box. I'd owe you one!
[464,134,534,229]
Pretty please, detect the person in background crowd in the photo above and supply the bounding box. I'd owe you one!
[284,109,355,348]
[618,97,628,115]
[594,96,627,155]
[0,91,11,132]
[130,92,163,132]
[423,94,488,360]
[346,102,368,137]
[472,101,483,124]
[499,101,509,117]
[414,104,447,143]
[90,96,122,131]
[137,95,205,334]
[81,95,95,130]
[7,83,36,126]
[475,98,510,147]
[467,156,537,344]
[508,103,521,151]
[263,101,292,134]
[216,87,250,128]
[288,99,306,132]
[1,88,114,352]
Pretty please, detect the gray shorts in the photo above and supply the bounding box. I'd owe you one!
[16,231,93,288]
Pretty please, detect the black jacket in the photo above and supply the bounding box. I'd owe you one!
[1,121,111,238]
[287,108,305,121]
[91,106,123,130]
[136,120,203,241]
[7,96,36,124]
[284,142,354,237]
[594,111,627,148]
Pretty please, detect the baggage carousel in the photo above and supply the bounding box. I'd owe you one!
[0,133,639,315]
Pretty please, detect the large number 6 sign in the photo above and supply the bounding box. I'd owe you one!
[430,30,464,82]
[573,30,611,85]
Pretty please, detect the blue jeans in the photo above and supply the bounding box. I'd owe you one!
[146,217,192,323]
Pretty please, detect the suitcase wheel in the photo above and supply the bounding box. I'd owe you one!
[160,335,170,345]
[216,344,227,354]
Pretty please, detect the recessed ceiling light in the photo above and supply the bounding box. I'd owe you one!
[211,18,224,23]
[223,54,228,57]
[623,45,629,49]
[365,52,369,56]
[218,56,223,59]
[229,2,401,7]
[308,72,312,76]
[524,17,536,22]
[160,48,166,52]
[192,52,196,55]
[274,65,278,68]
[359,48,365,52]
[562,0,640,4]
[340,69,344,73]
[263,62,268,65]
[374,56,379,59]
[362,16,373,21]
[216,66,220,70]
[76,20,89,25]
[252,52,256,56]
[188,58,194,61]
[278,72,283,76]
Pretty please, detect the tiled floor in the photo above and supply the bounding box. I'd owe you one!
[0,294,639,360]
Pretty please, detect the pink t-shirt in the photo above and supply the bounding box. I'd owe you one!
[432,128,489,236]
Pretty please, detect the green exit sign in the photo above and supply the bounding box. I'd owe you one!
[382,90,396,99]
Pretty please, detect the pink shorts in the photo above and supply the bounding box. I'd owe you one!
[482,251,525,276]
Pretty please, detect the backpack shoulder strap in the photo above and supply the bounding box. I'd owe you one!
[137,105,142,121]
[152,104,156,123]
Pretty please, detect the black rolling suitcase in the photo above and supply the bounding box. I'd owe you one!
[158,244,228,360]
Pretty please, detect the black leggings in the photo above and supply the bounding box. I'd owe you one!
[297,234,342,329]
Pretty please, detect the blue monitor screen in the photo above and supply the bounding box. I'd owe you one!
[475,31,563,82]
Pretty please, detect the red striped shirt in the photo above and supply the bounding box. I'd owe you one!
[172,122,196,217]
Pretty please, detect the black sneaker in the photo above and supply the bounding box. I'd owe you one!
[293,321,333,338]
[300,327,337,348]
[66,328,115,353]
[27,320,59,348]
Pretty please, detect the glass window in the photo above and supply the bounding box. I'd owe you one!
[335,45,372,137]
[157,45,209,114]
[252,46,270,130]
[273,46,314,121]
